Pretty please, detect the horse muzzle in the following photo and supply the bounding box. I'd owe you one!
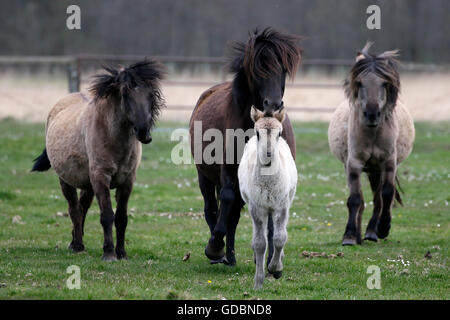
[134,126,152,144]
[363,111,380,128]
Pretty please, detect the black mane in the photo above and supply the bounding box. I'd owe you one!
[89,59,166,127]
[229,27,302,109]
[229,27,302,81]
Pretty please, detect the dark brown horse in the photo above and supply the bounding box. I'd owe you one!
[189,28,301,266]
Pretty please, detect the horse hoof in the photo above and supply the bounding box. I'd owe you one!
[225,252,236,266]
[364,231,378,242]
[116,253,128,260]
[209,256,228,265]
[342,237,357,246]
[116,249,128,260]
[377,227,390,239]
[377,220,391,239]
[102,253,118,262]
[68,242,85,253]
[205,243,225,261]
[270,271,283,279]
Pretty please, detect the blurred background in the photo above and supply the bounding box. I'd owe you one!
[0,0,449,122]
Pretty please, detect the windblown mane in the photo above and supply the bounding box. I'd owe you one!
[344,42,400,106]
[89,59,166,125]
[229,27,302,82]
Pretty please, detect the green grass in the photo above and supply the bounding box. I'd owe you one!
[0,118,448,299]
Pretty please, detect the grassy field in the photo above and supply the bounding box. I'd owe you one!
[0,119,448,300]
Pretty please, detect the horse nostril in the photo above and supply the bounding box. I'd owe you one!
[267,151,272,157]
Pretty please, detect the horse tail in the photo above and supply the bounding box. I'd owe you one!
[395,174,403,206]
[31,148,51,172]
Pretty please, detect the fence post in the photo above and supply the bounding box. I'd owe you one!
[67,58,80,92]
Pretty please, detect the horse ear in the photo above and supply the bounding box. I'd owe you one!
[274,108,286,123]
[378,49,399,59]
[251,106,263,123]
[355,52,365,62]
[356,42,374,62]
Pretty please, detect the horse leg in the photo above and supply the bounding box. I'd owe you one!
[268,207,288,279]
[224,194,244,266]
[198,171,218,236]
[365,171,382,242]
[114,179,133,260]
[79,188,94,236]
[343,162,363,245]
[250,206,268,290]
[205,168,235,261]
[377,160,396,239]
[356,194,364,245]
[59,178,84,252]
[266,213,274,268]
[91,173,116,261]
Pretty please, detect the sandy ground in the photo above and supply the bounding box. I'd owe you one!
[0,71,449,123]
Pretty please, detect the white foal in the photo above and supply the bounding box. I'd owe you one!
[238,107,297,290]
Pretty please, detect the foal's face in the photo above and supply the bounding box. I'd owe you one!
[252,72,286,114]
[355,73,388,128]
[251,107,285,166]
[122,86,154,144]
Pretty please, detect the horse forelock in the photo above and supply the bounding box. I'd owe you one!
[229,27,302,82]
[344,48,400,104]
[88,59,166,128]
[89,59,166,102]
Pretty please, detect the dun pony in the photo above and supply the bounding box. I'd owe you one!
[328,43,415,245]
[32,60,165,260]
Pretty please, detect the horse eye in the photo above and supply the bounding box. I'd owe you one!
[256,131,260,140]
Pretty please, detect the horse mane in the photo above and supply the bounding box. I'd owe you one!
[344,42,400,106]
[89,59,166,111]
[229,27,302,82]
[229,27,302,109]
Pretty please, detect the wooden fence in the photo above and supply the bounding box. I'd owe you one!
[0,55,444,113]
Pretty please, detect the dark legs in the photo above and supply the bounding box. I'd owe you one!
[198,171,218,236]
[267,213,274,267]
[91,174,116,261]
[343,163,364,245]
[225,197,244,266]
[363,159,397,241]
[114,180,133,260]
[199,168,242,266]
[59,178,85,252]
[377,161,396,239]
[365,171,382,241]
[59,174,132,260]
[79,188,94,236]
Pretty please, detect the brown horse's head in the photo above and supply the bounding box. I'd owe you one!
[89,59,166,143]
[345,42,400,128]
[229,27,302,114]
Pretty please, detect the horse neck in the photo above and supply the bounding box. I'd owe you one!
[94,98,134,142]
